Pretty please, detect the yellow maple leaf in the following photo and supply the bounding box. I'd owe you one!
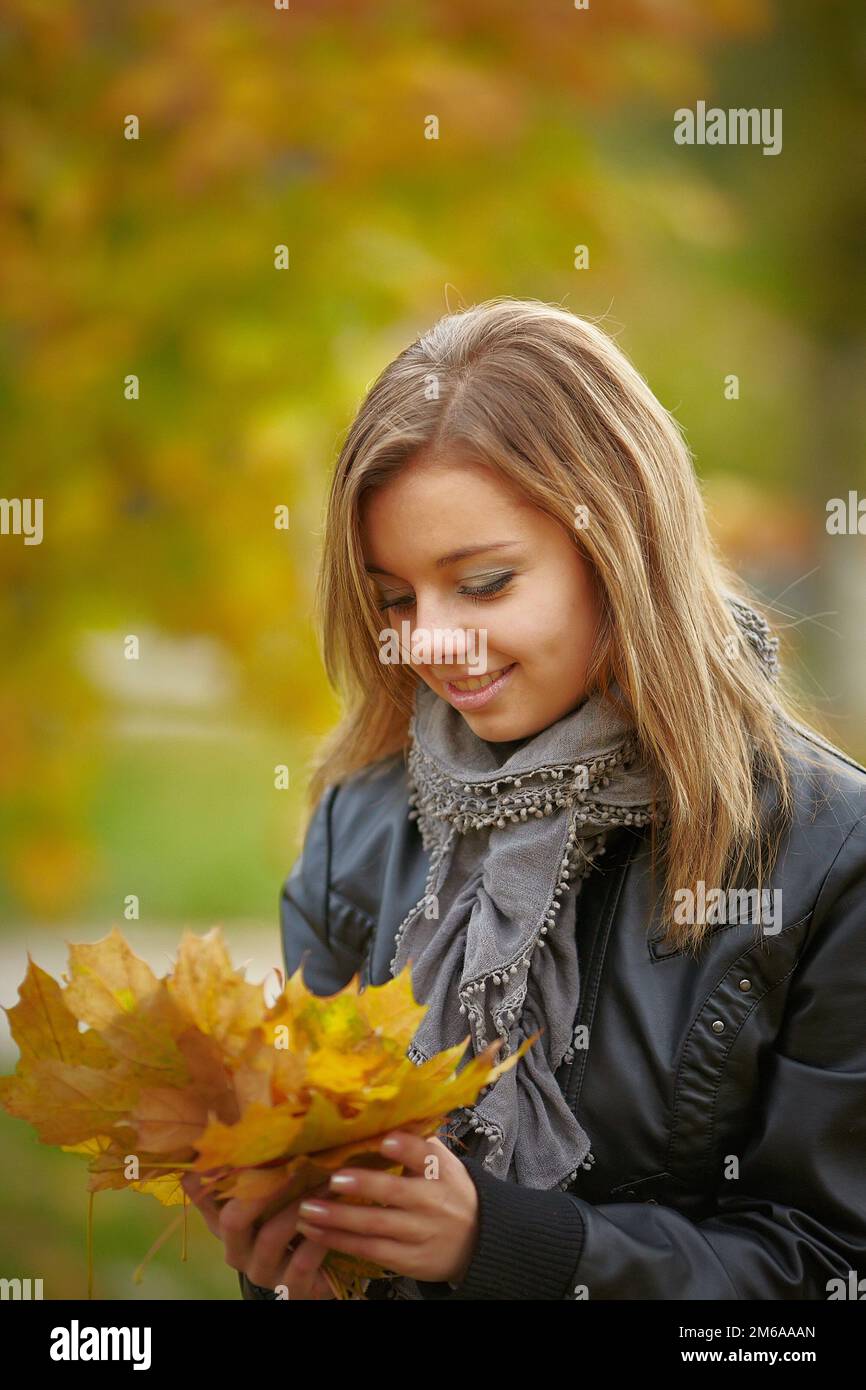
[2,1060,140,1146]
[131,1171,186,1206]
[304,1042,394,1095]
[175,1027,238,1122]
[192,1100,305,1170]
[3,958,113,1069]
[283,1034,532,1160]
[168,928,266,1054]
[354,965,428,1045]
[63,927,161,1027]
[130,1086,210,1154]
[63,930,191,1084]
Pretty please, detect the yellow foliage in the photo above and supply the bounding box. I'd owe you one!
[0,926,538,1295]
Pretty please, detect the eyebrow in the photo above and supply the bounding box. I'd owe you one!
[365,542,521,577]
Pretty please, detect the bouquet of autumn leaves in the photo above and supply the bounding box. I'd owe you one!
[0,927,534,1298]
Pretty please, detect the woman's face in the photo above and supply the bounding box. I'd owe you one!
[359,451,601,742]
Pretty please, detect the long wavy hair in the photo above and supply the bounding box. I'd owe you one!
[306,296,820,952]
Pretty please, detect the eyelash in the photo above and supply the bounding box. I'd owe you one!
[377,571,515,613]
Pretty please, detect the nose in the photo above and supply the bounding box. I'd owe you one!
[407,591,486,678]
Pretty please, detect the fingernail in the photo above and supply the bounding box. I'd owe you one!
[299,1200,329,1218]
[329,1174,356,1188]
[381,1136,400,1152]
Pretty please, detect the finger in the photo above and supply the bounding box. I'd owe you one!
[181,1172,224,1239]
[249,1177,332,1236]
[246,1201,315,1285]
[280,1237,333,1300]
[309,1135,449,1212]
[196,1171,299,1231]
[245,1180,332,1287]
[296,1195,424,1244]
[215,1177,327,1271]
[219,1189,302,1271]
[256,1241,335,1301]
[378,1130,454,1181]
[292,1219,414,1276]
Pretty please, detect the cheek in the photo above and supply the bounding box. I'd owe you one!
[504,608,587,667]
[505,595,596,687]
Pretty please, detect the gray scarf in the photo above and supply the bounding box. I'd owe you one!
[390,595,780,1195]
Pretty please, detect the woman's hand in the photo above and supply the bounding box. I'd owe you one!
[293,1130,479,1286]
[181,1171,338,1299]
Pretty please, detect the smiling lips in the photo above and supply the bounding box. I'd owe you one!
[448,664,512,692]
[443,663,517,711]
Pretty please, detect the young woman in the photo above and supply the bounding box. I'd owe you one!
[186,297,866,1301]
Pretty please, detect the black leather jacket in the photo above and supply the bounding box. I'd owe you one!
[241,722,866,1300]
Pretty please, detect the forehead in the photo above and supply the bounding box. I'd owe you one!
[360,454,532,570]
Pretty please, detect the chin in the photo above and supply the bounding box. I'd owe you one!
[463,713,530,741]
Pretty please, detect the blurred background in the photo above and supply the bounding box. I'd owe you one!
[1,0,864,1298]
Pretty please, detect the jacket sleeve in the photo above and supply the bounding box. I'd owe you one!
[238,781,374,1300]
[418,813,866,1301]
[279,782,375,995]
[238,1270,279,1299]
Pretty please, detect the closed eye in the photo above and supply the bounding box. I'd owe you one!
[460,571,515,603]
[376,571,515,612]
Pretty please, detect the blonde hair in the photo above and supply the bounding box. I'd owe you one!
[307,296,820,953]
